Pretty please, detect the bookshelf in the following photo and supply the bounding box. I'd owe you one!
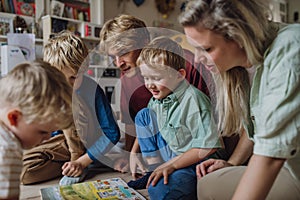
[42,14,101,45]
[45,0,103,24]
[0,0,35,17]
[0,11,43,42]
[42,0,103,45]
[0,0,103,41]
[0,0,103,71]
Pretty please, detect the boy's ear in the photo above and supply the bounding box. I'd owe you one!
[7,109,22,126]
[178,68,186,79]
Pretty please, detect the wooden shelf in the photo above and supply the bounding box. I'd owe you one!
[0,12,43,43]
[42,15,101,45]
[0,35,43,43]
[58,0,90,6]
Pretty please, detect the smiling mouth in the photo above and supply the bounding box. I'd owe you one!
[121,65,131,73]
[150,90,159,95]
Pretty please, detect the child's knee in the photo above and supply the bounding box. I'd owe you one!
[135,108,154,126]
[148,183,170,200]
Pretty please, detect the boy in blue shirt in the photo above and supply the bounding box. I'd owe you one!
[21,31,120,185]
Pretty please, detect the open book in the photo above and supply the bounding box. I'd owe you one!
[40,177,146,200]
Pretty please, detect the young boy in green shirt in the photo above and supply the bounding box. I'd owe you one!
[128,36,222,200]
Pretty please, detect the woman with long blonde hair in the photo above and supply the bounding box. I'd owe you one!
[179,0,300,199]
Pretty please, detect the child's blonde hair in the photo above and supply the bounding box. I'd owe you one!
[137,36,185,72]
[43,31,89,74]
[0,61,73,129]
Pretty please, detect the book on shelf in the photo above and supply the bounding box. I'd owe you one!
[40,177,146,200]
[64,2,90,22]
[1,0,12,13]
[0,0,35,16]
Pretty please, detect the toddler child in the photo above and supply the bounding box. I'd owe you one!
[0,61,73,199]
[128,36,223,200]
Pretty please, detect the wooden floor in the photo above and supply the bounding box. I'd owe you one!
[20,170,149,200]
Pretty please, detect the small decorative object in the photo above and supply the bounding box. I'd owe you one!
[13,15,28,33]
[180,1,186,12]
[50,0,65,17]
[133,0,145,7]
[29,15,41,38]
[20,3,34,15]
[0,17,13,35]
[13,0,35,16]
[155,0,176,19]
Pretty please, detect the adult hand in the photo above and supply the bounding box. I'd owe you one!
[62,161,84,177]
[196,158,233,178]
[113,157,129,173]
[146,164,176,188]
[130,152,147,179]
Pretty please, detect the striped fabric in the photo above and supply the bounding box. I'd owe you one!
[0,122,23,199]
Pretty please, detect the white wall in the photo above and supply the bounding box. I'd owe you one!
[103,0,186,32]
[103,0,300,27]
[287,0,300,23]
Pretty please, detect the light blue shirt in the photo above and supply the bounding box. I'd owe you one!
[250,24,300,180]
[148,80,222,154]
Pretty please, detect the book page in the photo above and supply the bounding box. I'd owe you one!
[40,177,146,200]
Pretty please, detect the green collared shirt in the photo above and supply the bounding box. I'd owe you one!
[250,24,300,180]
[148,80,222,155]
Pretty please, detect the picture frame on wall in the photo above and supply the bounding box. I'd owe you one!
[50,0,64,17]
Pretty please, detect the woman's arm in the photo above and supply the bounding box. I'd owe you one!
[233,154,285,200]
[227,129,254,166]
[197,129,254,177]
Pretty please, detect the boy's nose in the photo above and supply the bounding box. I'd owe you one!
[147,81,155,89]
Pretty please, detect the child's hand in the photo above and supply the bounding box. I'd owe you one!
[114,157,129,173]
[146,164,176,188]
[61,161,84,177]
[130,153,147,179]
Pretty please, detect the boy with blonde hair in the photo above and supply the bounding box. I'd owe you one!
[21,31,120,185]
[128,36,222,200]
[0,61,73,199]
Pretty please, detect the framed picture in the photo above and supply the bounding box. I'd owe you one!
[13,0,35,16]
[50,0,65,17]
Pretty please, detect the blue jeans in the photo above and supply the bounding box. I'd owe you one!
[135,108,197,200]
[148,166,197,200]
